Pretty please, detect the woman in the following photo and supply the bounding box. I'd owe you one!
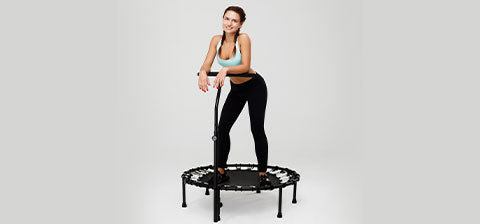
[198,6,272,187]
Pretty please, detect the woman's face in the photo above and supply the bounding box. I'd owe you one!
[222,10,242,34]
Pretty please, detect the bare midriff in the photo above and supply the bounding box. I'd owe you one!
[230,68,257,84]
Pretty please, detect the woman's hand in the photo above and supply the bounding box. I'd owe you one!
[213,67,228,89]
[198,70,210,92]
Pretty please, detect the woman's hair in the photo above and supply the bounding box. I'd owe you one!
[218,6,246,59]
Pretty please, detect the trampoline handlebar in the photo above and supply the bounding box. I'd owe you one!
[197,72,256,77]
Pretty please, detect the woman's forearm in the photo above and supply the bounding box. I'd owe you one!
[200,65,211,73]
[224,64,250,74]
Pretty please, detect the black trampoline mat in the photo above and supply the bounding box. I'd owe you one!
[199,170,280,189]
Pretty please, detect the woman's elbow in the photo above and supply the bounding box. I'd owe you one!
[243,64,251,73]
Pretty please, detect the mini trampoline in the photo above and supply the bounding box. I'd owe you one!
[181,72,301,222]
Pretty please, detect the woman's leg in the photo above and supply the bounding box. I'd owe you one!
[246,76,269,173]
[217,90,247,171]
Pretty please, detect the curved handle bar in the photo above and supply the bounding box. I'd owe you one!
[197,72,256,77]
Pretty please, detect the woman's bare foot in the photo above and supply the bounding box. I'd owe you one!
[218,168,225,174]
[258,171,267,176]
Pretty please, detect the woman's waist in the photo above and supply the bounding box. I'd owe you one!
[230,68,256,84]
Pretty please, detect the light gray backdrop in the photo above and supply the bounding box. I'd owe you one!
[1,0,478,224]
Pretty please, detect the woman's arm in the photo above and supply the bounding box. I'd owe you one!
[200,35,220,73]
[224,33,252,74]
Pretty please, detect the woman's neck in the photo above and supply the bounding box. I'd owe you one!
[224,32,237,43]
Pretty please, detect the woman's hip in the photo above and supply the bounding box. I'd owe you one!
[231,72,266,91]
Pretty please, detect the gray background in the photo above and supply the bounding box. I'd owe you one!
[1,0,478,224]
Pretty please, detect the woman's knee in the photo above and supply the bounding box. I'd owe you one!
[250,125,266,138]
[218,122,233,135]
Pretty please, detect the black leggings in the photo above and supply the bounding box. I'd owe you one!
[218,72,269,172]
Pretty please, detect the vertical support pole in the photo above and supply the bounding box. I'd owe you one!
[277,187,283,218]
[292,182,297,203]
[214,189,220,222]
[182,178,187,208]
[213,135,219,222]
[213,132,220,222]
[213,85,223,222]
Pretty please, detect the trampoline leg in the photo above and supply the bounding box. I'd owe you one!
[292,182,297,204]
[205,188,210,195]
[182,178,187,208]
[277,187,283,218]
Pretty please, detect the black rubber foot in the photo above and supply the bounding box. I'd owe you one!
[256,189,261,193]
[220,202,223,207]
[277,213,282,218]
[292,198,297,203]
[182,202,187,208]
[205,188,210,195]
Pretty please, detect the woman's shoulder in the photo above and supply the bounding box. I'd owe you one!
[213,35,222,45]
[238,33,250,38]
[209,35,222,49]
[238,33,251,43]
[238,33,251,48]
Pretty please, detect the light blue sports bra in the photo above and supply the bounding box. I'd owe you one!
[216,38,242,67]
